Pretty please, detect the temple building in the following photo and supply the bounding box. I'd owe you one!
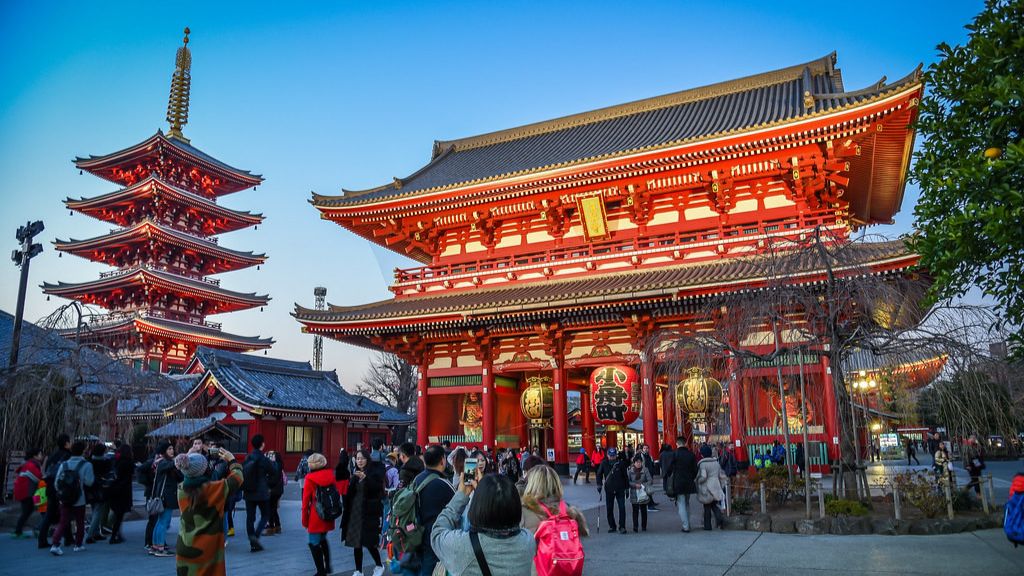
[118,346,413,469]
[44,29,272,372]
[295,53,926,473]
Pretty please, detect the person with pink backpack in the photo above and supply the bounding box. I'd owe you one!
[521,465,587,576]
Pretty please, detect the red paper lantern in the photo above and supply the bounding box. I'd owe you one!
[589,365,641,429]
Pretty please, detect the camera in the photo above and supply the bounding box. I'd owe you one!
[464,457,478,474]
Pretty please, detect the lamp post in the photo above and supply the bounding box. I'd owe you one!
[9,220,44,368]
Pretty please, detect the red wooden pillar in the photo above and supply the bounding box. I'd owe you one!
[640,355,659,459]
[482,359,495,450]
[515,376,528,449]
[661,386,676,449]
[416,365,429,447]
[730,378,748,463]
[552,363,569,474]
[821,355,840,461]
[580,390,595,456]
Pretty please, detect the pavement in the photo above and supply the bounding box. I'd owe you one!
[2,472,1022,575]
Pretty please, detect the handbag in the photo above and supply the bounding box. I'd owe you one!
[635,485,651,505]
[146,471,168,516]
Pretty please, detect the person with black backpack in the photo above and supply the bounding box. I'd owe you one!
[37,434,71,550]
[302,453,340,576]
[49,441,94,556]
[85,443,113,543]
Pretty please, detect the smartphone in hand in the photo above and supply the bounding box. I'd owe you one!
[464,457,478,475]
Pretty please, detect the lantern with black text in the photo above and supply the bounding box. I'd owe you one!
[589,365,640,430]
[520,376,553,428]
[676,367,723,423]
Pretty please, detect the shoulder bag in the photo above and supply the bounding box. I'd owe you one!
[146,470,168,516]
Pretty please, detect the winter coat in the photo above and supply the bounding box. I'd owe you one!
[88,455,112,503]
[597,456,629,493]
[696,457,727,504]
[669,447,698,496]
[627,465,652,504]
[242,449,273,502]
[154,456,182,510]
[13,459,42,501]
[431,491,535,576]
[175,461,243,576]
[107,454,135,513]
[659,449,675,491]
[268,459,284,497]
[344,465,385,548]
[301,468,338,535]
[413,468,455,554]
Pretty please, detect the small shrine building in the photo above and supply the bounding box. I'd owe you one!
[296,53,928,473]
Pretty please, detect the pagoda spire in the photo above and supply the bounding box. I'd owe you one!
[166,27,192,142]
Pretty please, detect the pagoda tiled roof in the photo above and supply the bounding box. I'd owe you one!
[118,374,200,416]
[65,176,263,231]
[73,314,273,350]
[314,53,921,208]
[54,220,267,270]
[42,265,270,311]
[176,346,413,421]
[146,417,240,440]
[75,131,263,193]
[294,239,917,331]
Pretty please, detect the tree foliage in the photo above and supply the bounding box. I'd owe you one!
[910,0,1024,351]
[355,351,418,415]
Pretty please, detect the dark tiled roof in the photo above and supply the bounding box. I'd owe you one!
[42,266,270,308]
[0,309,162,395]
[118,374,200,415]
[146,417,239,440]
[843,346,946,374]
[316,53,921,207]
[295,239,915,327]
[54,220,267,266]
[75,131,262,186]
[139,317,274,348]
[194,347,413,422]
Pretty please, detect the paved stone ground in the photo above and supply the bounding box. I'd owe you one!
[3,476,1022,575]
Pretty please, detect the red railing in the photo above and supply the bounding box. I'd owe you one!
[394,209,843,285]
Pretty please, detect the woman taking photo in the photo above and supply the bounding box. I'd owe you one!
[345,449,385,576]
[432,468,535,576]
[301,453,336,576]
[174,446,243,576]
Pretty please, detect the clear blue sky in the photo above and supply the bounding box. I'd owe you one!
[0,1,983,387]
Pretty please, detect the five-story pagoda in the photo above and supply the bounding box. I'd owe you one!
[43,29,272,373]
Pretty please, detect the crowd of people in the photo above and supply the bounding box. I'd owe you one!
[10,430,1008,575]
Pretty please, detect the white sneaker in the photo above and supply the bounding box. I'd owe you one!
[351,571,363,576]
[73,546,85,552]
[50,545,63,556]
[372,567,385,576]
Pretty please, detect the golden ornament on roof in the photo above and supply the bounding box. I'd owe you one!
[676,367,723,423]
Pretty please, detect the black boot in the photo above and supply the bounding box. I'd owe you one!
[319,540,332,575]
[308,543,326,576]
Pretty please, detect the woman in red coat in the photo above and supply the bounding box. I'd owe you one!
[302,453,336,576]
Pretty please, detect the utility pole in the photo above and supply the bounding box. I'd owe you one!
[8,220,44,368]
[312,286,326,371]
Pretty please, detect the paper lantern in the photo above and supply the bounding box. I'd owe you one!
[590,365,640,430]
[520,376,553,428]
[676,367,723,422]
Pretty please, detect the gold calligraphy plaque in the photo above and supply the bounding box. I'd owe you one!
[577,194,608,240]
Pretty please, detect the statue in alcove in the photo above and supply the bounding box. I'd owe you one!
[460,392,484,442]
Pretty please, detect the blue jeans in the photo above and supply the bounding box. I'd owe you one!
[151,509,174,547]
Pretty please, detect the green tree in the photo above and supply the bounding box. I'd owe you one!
[910,0,1024,351]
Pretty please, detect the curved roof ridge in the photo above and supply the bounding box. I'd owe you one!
[433,52,837,154]
[54,219,267,261]
[65,175,264,220]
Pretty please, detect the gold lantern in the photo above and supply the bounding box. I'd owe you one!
[520,375,553,428]
[676,367,723,423]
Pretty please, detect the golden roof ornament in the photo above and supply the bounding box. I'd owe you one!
[166,27,192,142]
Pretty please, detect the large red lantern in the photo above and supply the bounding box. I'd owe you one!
[589,365,640,430]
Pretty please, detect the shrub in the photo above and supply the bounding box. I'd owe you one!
[731,496,753,515]
[825,498,870,517]
[952,488,980,512]
[893,471,946,518]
